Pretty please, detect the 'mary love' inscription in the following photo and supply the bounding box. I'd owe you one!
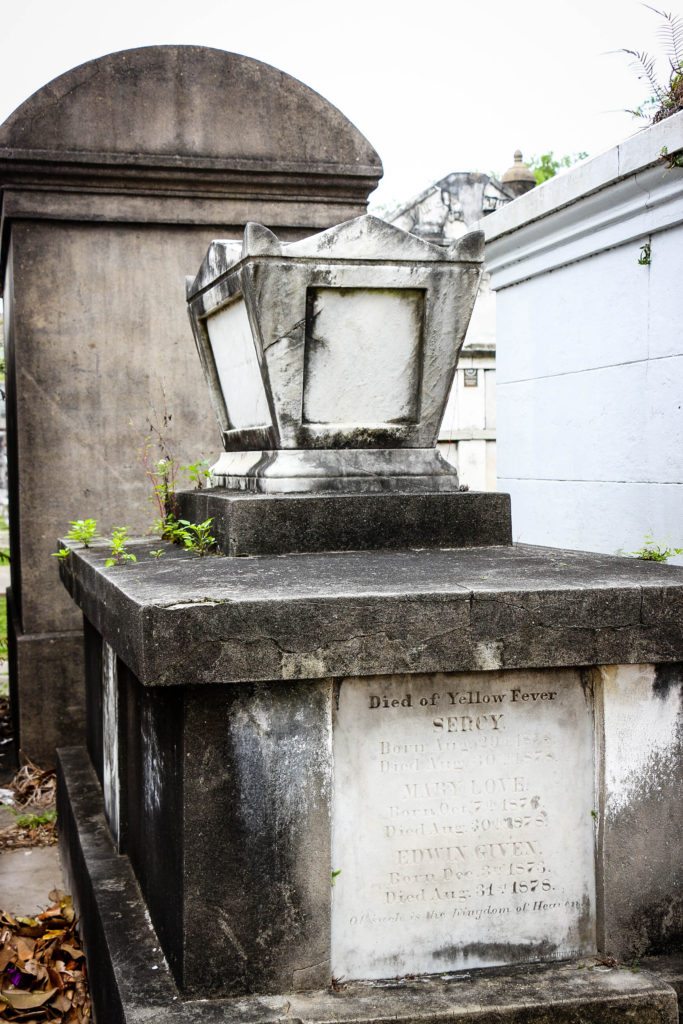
[331,671,596,981]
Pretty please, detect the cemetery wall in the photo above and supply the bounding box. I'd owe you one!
[482,112,683,561]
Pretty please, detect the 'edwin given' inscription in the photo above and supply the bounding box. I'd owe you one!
[331,670,596,981]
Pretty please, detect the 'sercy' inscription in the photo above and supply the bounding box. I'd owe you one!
[331,672,596,981]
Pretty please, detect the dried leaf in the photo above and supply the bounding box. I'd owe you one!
[0,946,16,971]
[58,945,84,961]
[0,984,58,1008]
[50,991,73,1012]
[14,936,36,961]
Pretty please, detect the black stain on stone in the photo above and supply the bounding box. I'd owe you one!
[579,668,594,705]
[433,940,557,964]
[653,662,683,701]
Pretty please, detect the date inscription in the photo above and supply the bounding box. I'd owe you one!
[331,671,596,981]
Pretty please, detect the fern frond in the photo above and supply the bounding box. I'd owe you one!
[621,48,665,100]
[644,6,683,69]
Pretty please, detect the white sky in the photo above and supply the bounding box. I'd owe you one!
[0,0,678,208]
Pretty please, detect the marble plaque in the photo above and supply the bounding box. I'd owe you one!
[206,297,271,430]
[303,287,423,426]
[332,671,596,980]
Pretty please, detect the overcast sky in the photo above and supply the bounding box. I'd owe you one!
[0,0,676,207]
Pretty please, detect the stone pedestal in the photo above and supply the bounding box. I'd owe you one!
[56,508,683,1020]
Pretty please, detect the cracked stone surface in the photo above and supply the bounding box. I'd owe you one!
[59,540,683,686]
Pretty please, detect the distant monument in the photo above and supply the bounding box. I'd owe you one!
[386,153,535,491]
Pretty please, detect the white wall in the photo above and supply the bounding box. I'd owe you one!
[438,272,497,491]
[483,113,683,563]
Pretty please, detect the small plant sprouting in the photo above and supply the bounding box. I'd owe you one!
[331,869,342,887]
[660,144,683,168]
[173,518,217,556]
[590,809,598,821]
[52,547,70,561]
[149,549,165,559]
[66,518,98,546]
[104,527,138,568]
[637,242,652,265]
[631,534,683,562]
[181,459,211,490]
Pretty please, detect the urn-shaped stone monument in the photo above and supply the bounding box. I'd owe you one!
[186,215,484,492]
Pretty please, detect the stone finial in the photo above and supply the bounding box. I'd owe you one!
[501,150,536,197]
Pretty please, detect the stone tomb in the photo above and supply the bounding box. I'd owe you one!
[0,45,382,766]
[332,671,595,979]
[55,215,683,1024]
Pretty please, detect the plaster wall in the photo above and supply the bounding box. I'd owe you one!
[483,113,683,561]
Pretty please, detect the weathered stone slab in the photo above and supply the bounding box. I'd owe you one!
[58,541,683,686]
[8,597,85,767]
[175,489,513,556]
[332,670,596,979]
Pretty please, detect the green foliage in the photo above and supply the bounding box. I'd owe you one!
[143,440,217,554]
[638,241,652,265]
[104,526,138,568]
[621,6,683,122]
[181,459,211,489]
[169,518,217,556]
[66,518,98,546]
[145,448,213,541]
[51,547,70,561]
[148,456,178,525]
[631,534,683,562]
[660,144,683,167]
[331,869,342,887]
[14,809,57,828]
[527,152,589,185]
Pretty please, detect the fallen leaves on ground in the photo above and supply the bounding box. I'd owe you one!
[0,890,91,1021]
[0,759,57,851]
[0,822,57,852]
